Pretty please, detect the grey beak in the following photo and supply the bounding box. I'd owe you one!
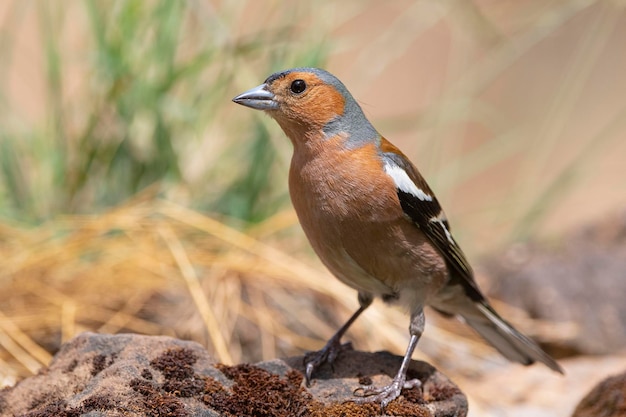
[232,83,278,110]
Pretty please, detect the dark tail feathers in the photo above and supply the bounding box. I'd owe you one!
[464,302,563,374]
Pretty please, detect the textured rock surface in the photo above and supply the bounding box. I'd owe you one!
[482,210,626,356]
[571,370,626,417]
[0,332,467,417]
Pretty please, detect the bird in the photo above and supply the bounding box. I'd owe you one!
[232,67,563,407]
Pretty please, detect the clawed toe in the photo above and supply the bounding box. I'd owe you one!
[353,378,422,408]
[304,339,353,386]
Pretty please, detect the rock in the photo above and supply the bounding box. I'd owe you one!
[571,370,626,417]
[0,332,467,417]
[481,211,626,356]
[463,354,626,417]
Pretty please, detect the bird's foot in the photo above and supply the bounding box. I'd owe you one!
[353,375,421,409]
[304,336,353,386]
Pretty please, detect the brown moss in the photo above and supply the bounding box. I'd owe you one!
[130,378,188,417]
[22,399,83,417]
[308,401,380,417]
[141,368,154,380]
[210,363,313,416]
[91,354,107,376]
[91,352,117,376]
[151,347,197,379]
[201,376,230,408]
[205,363,435,417]
[150,347,205,397]
[385,399,430,417]
[81,395,117,412]
[402,386,426,404]
[286,368,304,387]
[424,383,461,402]
[64,359,78,374]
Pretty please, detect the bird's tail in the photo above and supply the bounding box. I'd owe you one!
[463,302,563,373]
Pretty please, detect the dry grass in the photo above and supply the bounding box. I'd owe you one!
[0,196,362,381]
[0,196,575,388]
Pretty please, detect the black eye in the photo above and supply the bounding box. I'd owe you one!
[290,79,306,94]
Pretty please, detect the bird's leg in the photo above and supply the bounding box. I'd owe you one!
[304,292,372,386]
[353,308,425,409]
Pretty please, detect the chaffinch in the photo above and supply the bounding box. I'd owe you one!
[233,68,563,406]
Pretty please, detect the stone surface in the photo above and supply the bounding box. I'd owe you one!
[0,332,467,417]
[481,210,626,356]
[463,354,626,417]
[571,370,626,417]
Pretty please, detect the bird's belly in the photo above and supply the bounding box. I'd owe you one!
[294,197,449,306]
[288,145,449,307]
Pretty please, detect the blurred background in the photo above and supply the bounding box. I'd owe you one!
[1,1,625,416]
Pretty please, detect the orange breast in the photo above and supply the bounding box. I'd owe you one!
[288,137,448,300]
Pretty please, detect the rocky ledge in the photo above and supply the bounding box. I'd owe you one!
[0,333,467,417]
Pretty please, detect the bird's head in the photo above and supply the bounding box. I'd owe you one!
[233,68,378,148]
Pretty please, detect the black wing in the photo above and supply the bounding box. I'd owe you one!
[381,150,485,302]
